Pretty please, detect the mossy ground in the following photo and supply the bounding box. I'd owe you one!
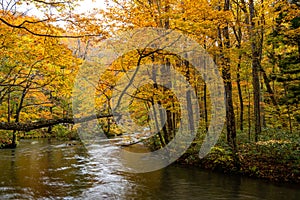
[176,128,300,183]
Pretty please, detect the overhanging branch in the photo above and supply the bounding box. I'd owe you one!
[0,17,101,38]
[0,113,113,131]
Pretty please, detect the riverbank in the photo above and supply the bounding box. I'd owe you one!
[176,128,300,184]
[0,125,78,148]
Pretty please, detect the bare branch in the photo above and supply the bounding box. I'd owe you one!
[31,0,71,6]
[0,17,103,38]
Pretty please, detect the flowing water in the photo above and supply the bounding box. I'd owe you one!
[0,138,299,199]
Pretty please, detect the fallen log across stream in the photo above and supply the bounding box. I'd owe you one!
[0,114,113,132]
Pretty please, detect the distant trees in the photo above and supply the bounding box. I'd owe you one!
[267,0,300,132]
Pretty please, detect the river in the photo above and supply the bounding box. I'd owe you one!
[0,138,299,199]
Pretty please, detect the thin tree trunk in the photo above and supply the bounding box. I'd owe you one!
[248,89,251,141]
[237,54,244,131]
[232,0,244,131]
[283,83,293,133]
[203,39,208,132]
[48,91,53,133]
[163,57,174,143]
[7,91,11,123]
[152,61,167,146]
[184,60,195,134]
[260,74,266,128]
[150,98,166,147]
[203,83,208,132]
[261,67,278,108]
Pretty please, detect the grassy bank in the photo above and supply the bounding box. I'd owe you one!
[176,128,300,183]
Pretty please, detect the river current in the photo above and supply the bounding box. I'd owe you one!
[0,139,299,199]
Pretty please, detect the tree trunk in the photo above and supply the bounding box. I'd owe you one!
[221,0,237,149]
[7,91,11,123]
[217,0,239,169]
[48,91,53,133]
[203,83,208,132]
[12,85,29,147]
[151,62,167,146]
[249,0,261,142]
[247,87,251,141]
[261,67,278,108]
[237,55,244,131]
[260,75,266,128]
[203,38,209,132]
[232,0,244,132]
[184,60,195,134]
[283,83,293,133]
[162,58,174,144]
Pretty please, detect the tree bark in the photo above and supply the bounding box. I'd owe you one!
[249,0,261,142]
